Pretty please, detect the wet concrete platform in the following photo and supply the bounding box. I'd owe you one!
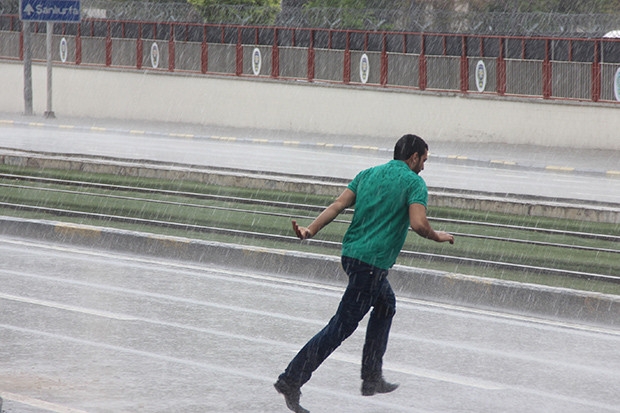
[1,112,619,195]
[0,112,619,174]
[1,234,619,413]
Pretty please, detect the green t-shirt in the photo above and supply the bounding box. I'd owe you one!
[341,159,428,269]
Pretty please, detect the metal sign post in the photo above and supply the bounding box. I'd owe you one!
[19,0,80,118]
[23,21,33,116]
[45,21,54,117]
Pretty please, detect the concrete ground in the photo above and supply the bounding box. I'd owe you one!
[1,235,619,413]
[1,112,619,175]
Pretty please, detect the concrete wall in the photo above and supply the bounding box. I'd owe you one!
[1,60,619,150]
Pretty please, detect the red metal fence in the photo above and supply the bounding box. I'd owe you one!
[1,15,619,103]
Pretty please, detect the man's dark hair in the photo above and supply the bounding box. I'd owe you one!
[393,134,428,161]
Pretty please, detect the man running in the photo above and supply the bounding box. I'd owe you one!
[275,134,454,413]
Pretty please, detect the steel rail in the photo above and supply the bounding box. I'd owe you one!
[431,216,620,242]
[3,181,619,257]
[448,232,620,254]
[2,182,619,256]
[0,174,335,213]
[1,174,617,242]
[0,183,316,221]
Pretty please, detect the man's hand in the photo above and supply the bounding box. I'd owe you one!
[292,220,313,240]
[290,189,354,241]
[436,231,455,244]
[409,204,455,244]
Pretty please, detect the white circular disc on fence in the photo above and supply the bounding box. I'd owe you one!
[614,67,620,102]
[252,48,262,76]
[150,43,160,69]
[475,60,487,92]
[359,53,369,84]
[59,37,68,63]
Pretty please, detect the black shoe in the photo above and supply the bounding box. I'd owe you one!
[274,377,310,413]
[361,377,399,396]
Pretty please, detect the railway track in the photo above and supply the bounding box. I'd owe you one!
[1,172,619,284]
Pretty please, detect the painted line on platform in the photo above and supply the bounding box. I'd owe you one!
[490,159,517,166]
[4,269,618,388]
[1,391,89,413]
[332,352,504,390]
[0,267,332,327]
[10,319,612,411]
[53,221,102,239]
[0,292,137,321]
[3,258,617,379]
[0,324,419,412]
[168,132,194,139]
[0,281,306,349]
[546,165,576,172]
[1,236,619,337]
[329,353,618,410]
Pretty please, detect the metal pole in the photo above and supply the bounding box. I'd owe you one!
[44,21,55,118]
[23,21,33,116]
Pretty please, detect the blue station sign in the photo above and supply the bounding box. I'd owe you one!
[20,0,81,22]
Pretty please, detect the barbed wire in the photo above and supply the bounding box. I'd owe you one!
[84,0,202,22]
[1,0,619,36]
[278,7,620,36]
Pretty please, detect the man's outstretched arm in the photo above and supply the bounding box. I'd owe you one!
[292,189,356,240]
[409,203,455,244]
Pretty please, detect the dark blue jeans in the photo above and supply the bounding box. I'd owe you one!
[280,256,396,388]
